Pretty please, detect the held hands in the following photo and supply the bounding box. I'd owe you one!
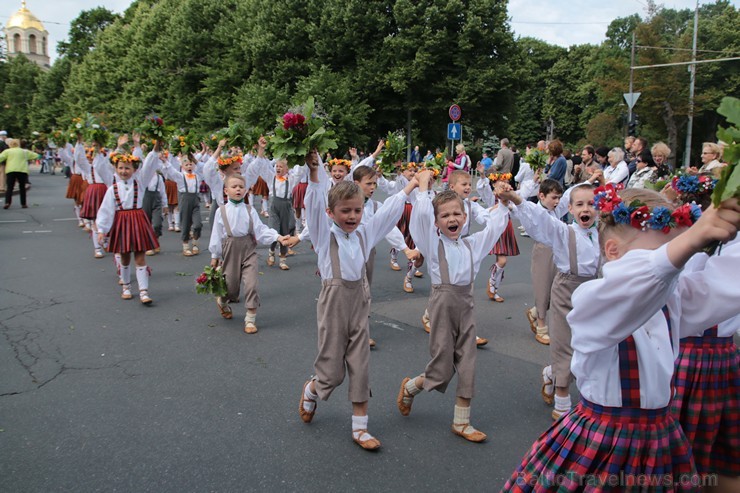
[210,258,220,268]
[404,248,420,262]
[280,235,300,248]
[415,169,433,191]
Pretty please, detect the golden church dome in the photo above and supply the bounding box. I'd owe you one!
[6,2,47,33]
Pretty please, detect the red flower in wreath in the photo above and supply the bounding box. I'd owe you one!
[630,205,650,230]
[672,203,693,227]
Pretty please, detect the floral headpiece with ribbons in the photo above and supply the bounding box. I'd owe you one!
[593,183,701,233]
[327,158,351,170]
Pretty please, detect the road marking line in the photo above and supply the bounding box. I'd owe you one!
[0,220,27,223]
[53,218,79,221]
[374,320,405,331]
[22,230,52,234]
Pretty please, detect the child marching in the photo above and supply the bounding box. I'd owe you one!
[162,152,204,256]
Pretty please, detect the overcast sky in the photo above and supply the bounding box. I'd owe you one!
[2,0,735,61]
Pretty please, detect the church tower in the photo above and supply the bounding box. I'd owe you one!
[4,1,51,70]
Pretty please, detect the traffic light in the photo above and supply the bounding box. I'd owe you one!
[628,114,639,136]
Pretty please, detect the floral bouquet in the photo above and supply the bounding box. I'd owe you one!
[85,115,111,147]
[377,130,407,176]
[524,149,548,174]
[31,131,47,150]
[138,114,174,144]
[195,265,228,297]
[269,96,337,167]
[50,129,70,147]
[169,129,199,156]
[423,152,447,177]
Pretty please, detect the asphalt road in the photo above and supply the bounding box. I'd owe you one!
[1,169,558,492]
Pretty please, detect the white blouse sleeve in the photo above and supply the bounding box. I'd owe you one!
[362,190,408,250]
[249,205,280,246]
[409,191,436,259]
[475,177,495,208]
[209,211,224,259]
[95,187,117,234]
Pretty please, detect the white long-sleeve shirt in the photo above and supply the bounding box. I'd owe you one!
[209,201,280,259]
[567,242,740,409]
[363,198,408,252]
[409,192,509,286]
[74,144,114,186]
[162,156,204,194]
[203,155,262,206]
[604,160,629,185]
[510,198,599,277]
[96,151,163,234]
[306,181,408,281]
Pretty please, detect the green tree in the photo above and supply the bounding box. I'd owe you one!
[57,7,120,61]
[28,58,72,132]
[1,55,42,137]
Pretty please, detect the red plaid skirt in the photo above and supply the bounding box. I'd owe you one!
[396,202,415,250]
[106,209,159,254]
[251,176,269,197]
[80,183,108,220]
[492,219,520,256]
[502,399,698,492]
[165,179,179,206]
[292,182,308,210]
[66,174,85,202]
[671,336,739,477]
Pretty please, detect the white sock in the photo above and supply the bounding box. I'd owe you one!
[554,394,572,412]
[406,260,414,277]
[174,210,181,227]
[74,205,81,221]
[453,405,471,426]
[302,382,318,412]
[91,229,101,249]
[120,264,131,285]
[136,266,149,291]
[261,198,269,213]
[244,311,256,324]
[494,265,505,287]
[352,415,372,440]
[405,376,422,396]
[390,248,398,262]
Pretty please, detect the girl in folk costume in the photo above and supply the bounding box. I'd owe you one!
[63,139,91,229]
[378,163,425,293]
[297,152,420,451]
[75,136,115,258]
[500,187,740,493]
[208,173,288,333]
[667,174,740,490]
[250,165,271,218]
[397,178,510,444]
[476,172,520,302]
[199,179,212,209]
[96,143,164,304]
[162,153,204,256]
[499,177,601,420]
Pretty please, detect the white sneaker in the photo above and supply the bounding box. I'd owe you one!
[94,248,104,258]
[140,290,152,305]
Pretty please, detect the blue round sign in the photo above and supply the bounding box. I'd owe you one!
[449,104,461,122]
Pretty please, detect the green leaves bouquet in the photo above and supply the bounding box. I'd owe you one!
[138,114,174,144]
[378,130,407,177]
[269,97,337,167]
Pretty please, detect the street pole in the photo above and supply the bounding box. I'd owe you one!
[406,107,412,163]
[628,32,636,131]
[683,0,699,168]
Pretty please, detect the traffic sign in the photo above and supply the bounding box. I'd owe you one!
[623,92,641,109]
[449,104,462,122]
[447,123,462,141]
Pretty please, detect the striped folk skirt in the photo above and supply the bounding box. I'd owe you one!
[502,399,699,492]
[165,179,179,207]
[80,183,108,220]
[66,174,85,203]
[492,219,520,256]
[252,177,270,197]
[671,335,739,477]
[292,182,308,210]
[396,202,415,250]
[106,209,160,254]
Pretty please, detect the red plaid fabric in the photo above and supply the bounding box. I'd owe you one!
[292,182,308,210]
[672,333,739,477]
[492,219,520,256]
[396,202,415,250]
[80,183,108,220]
[618,336,641,408]
[502,400,699,492]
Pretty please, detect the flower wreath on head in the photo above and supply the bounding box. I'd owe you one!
[217,153,243,170]
[488,172,513,182]
[327,158,352,171]
[109,151,142,167]
[400,162,417,172]
[593,183,701,233]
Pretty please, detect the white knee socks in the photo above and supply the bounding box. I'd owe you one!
[136,266,149,291]
[490,264,505,291]
[120,264,131,285]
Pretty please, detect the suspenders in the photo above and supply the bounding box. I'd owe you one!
[220,203,255,238]
[113,180,138,210]
[436,238,474,285]
[273,175,289,199]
